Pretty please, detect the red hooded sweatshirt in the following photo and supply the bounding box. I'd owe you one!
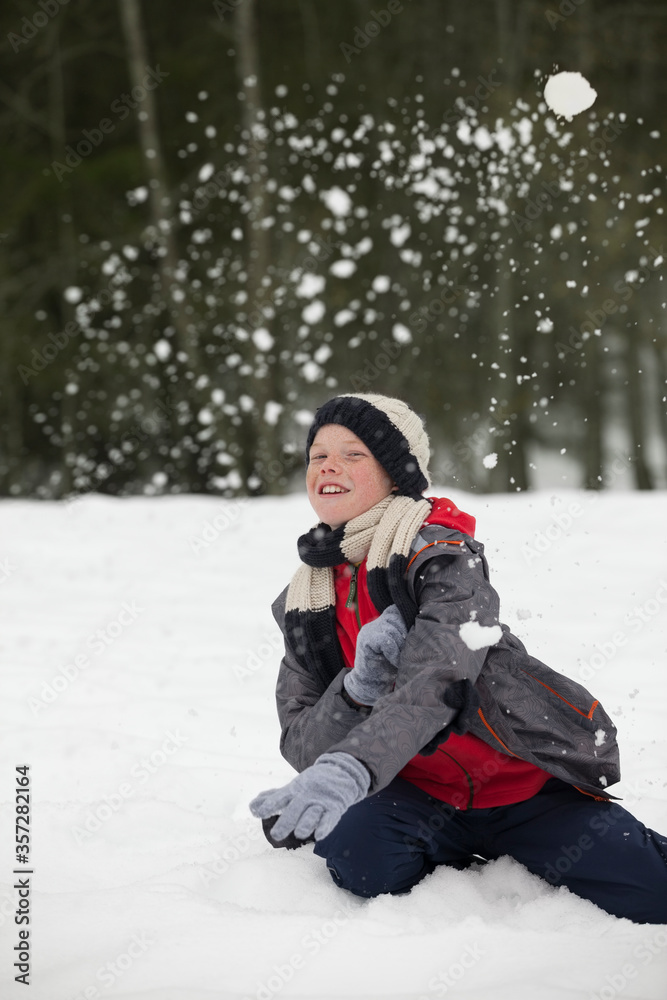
[333,497,550,809]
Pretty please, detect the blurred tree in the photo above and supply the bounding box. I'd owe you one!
[0,0,664,497]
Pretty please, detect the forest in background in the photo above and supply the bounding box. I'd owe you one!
[0,0,665,498]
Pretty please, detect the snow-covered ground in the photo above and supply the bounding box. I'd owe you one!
[1,488,666,1000]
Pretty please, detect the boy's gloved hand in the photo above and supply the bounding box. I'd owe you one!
[343,604,408,706]
[249,752,370,843]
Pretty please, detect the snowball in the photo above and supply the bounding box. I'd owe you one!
[459,621,503,651]
[482,453,498,470]
[543,72,597,120]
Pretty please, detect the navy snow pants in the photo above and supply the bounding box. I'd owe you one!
[314,777,667,923]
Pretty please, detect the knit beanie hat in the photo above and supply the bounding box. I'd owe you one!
[304,393,431,498]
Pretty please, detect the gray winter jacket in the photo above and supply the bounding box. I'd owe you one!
[272,523,620,802]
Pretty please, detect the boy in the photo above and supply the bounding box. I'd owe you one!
[250,393,667,922]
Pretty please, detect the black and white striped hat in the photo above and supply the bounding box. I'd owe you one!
[305,393,431,498]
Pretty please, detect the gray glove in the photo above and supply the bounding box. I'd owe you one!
[249,752,370,842]
[343,604,408,706]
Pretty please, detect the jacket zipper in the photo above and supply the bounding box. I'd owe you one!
[437,747,475,810]
[345,563,362,630]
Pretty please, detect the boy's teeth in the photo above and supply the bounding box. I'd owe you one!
[322,485,345,493]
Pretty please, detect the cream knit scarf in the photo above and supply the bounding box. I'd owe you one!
[285,494,432,691]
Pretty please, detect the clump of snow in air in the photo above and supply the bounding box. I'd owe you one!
[543,71,597,120]
[483,453,498,470]
[153,338,171,361]
[459,620,503,650]
[320,186,352,217]
[392,323,412,344]
[64,286,83,304]
[295,273,325,298]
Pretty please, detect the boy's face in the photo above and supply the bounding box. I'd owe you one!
[306,423,395,529]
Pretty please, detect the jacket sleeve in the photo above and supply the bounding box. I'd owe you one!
[272,589,370,773]
[326,532,503,793]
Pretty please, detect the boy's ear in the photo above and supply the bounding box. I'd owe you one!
[391,484,399,492]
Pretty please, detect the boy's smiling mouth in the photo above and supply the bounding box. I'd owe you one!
[319,483,350,495]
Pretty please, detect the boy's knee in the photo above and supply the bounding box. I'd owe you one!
[325,859,382,898]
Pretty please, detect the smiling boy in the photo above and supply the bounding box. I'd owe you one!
[250,393,667,923]
[306,423,397,529]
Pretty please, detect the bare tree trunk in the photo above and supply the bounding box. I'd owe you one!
[118,0,199,373]
[0,241,24,493]
[581,336,604,489]
[651,338,667,483]
[235,0,280,490]
[624,325,654,489]
[49,22,78,498]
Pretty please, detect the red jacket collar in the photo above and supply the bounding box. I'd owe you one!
[424,497,476,538]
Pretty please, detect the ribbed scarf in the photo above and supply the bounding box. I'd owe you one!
[285,494,432,691]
